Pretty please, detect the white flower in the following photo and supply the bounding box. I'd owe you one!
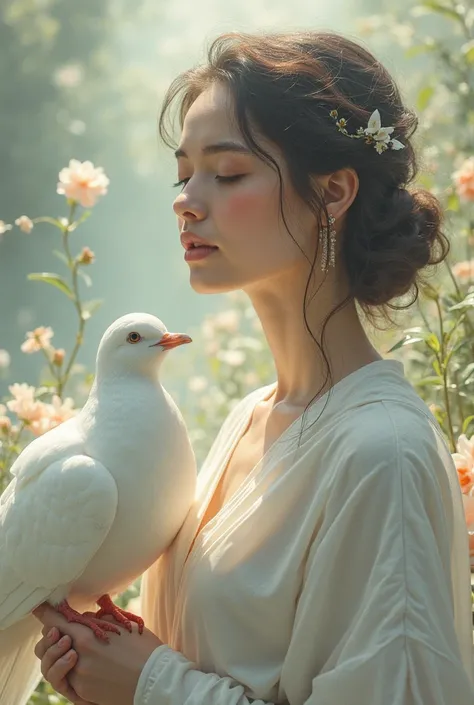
[364,110,394,142]
[0,349,10,369]
[213,310,240,333]
[390,139,405,151]
[0,220,12,236]
[53,63,84,89]
[363,110,405,152]
[188,376,208,392]
[217,349,246,366]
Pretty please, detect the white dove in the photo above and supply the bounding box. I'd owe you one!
[0,312,197,705]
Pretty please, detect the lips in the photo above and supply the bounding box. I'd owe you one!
[180,232,217,250]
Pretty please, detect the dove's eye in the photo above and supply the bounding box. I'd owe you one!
[127,332,142,344]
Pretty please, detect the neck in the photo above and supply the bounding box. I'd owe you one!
[244,265,381,407]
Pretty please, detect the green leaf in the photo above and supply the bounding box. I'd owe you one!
[420,1,464,24]
[432,358,442,377]
[27,272,74,299]
[73,210,92,228]
[461,40,474,64]
[404,41,436,59]
[461,362,474,379]
[415,375,442,387]
[462,415,474,435]
[81,299,103,321]
[52,249,71,268]
[387,334,424,353]
[77,269,92,287]
[417,85,435,111]
[446,192,460,212]
[425,332,441,353]
[449,294,474,311]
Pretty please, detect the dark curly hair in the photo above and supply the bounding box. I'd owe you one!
[158,30,449,434]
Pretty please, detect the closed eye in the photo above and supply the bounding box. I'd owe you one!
[172,175,245,188]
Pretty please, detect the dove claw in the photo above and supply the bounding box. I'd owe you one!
[96,594,145,634]
[56,599,121,642]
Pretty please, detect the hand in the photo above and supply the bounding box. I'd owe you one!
[33,602,164,705]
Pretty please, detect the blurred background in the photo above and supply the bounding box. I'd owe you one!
[0,0,451,400]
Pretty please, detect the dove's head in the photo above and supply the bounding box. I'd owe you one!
[96,313,192,378]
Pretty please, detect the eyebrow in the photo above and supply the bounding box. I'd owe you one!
[174,140,252,159]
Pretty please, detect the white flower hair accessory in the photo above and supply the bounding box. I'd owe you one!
[329,108,405,154]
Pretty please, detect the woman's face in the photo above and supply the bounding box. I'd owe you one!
[172,82,318,294]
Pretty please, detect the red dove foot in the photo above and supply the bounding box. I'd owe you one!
[83,594,145,635]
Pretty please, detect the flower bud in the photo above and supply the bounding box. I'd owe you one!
[0,416,11,434]
[15,215,34,233]
[78,246,95,265]
[53,348,66,366]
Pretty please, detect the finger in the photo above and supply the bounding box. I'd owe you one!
[43,647,90,704]
[35,628,61,660]
[39,634,73,679]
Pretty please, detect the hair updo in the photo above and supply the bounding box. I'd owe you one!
[159,30,448,320]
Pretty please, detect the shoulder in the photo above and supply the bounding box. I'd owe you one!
[326,397,451,498]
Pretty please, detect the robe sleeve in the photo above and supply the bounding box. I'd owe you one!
[134,403,474,705]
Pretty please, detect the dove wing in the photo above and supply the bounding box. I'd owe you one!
[0,453,118,627]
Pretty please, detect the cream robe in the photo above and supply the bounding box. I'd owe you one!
[135,359,474,705]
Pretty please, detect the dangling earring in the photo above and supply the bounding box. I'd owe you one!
[319,214,336,272]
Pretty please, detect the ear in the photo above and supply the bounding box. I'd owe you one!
[311,168,359,222]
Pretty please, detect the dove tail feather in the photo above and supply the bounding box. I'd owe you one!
[0,615,44,705]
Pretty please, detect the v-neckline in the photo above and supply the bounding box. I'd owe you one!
[182,358,404,568]
[182,382,278,565]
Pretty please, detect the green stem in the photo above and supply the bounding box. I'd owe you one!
[41,348,60,389]
[58,203,86,396]
[2,423,25,481]
[444,259,474,353]
[454,368,465,434]
[434,295,456,451]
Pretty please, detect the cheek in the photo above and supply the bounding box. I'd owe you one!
[220,184,278,231]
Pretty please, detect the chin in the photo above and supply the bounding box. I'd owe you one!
[189,272,242,295]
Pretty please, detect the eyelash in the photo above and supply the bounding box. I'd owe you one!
[172,175,244,188]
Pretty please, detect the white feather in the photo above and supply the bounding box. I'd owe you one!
[0,312,197,704]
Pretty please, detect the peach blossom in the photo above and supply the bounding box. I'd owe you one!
[452,433,474,495]
[7,384,46,423]
[57,159,109,208]
[453,157,474,201]
[30,395,76,435]
[48,395,76,426]
[21,326,54,353]
[451,260,474,282]
[15,215,34,233]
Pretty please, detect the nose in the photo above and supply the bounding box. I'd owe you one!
[173,193,207,222]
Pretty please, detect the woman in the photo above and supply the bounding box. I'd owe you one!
[33,29,474,705]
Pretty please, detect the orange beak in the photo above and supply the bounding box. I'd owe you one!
[150,332,192,350]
